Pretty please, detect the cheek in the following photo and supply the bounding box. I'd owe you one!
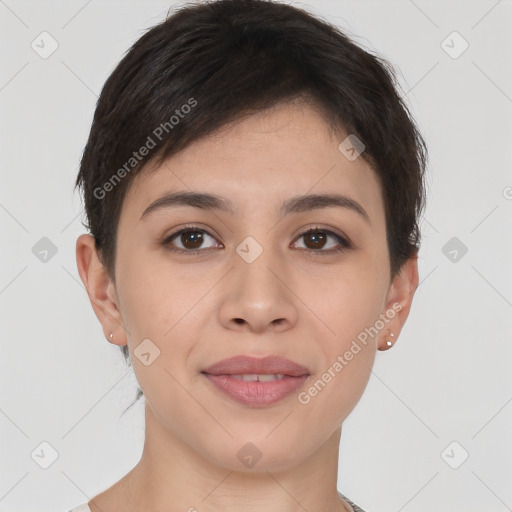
[115,256,207,386]
[299,312,377,429]
[298,259,387,344]
[293,264,384,420]
[117,248,200,337]
[298,345,376,434]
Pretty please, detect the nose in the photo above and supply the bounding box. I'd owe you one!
[218,249,298,334]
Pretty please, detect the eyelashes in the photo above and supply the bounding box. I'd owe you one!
[161,224,352,256]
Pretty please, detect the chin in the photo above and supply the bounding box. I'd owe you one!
[198,435,313,474]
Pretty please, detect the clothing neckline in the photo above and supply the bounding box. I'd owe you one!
[70,492,364,512]
[338,490,365,512]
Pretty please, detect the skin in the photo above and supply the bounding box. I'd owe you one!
[76,99,419,512]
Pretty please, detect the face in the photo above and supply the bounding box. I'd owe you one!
[78,100,417,473]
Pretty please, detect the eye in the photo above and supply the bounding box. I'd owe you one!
[292,226,351,254]
[162,225,351,255]
[162,226,222,254]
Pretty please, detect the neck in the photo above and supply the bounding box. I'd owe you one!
[110,403,350,512]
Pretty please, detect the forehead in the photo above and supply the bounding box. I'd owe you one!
[121,101,385,228]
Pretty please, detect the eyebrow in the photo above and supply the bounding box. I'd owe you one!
[139,191,370,224]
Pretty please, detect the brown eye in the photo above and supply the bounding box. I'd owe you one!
[303,231,327,250]
[179,230,204,249]
[164,227,220,252]
[293,227,351,254]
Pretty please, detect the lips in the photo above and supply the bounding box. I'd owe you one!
[201,355,310,377]
[201,355,310,407]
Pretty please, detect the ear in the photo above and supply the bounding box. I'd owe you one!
[378,253,419,351]
[75,234,127,346]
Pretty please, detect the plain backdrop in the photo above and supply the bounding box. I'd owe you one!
[1,1,511,511]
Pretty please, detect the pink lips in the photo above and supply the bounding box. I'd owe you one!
[201,355,310,407]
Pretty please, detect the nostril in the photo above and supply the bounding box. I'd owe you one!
[234,318,245,325]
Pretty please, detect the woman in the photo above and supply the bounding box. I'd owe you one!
[72,0,427,510]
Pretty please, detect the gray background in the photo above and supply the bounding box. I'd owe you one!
[1,1,511,511]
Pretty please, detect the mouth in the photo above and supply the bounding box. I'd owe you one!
[201,355,310,407]
[201,354,310,377]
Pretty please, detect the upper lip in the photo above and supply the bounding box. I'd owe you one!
[202,355,310,377]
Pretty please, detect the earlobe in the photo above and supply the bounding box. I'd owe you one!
[75,234,127,346]
[378,254,419,351]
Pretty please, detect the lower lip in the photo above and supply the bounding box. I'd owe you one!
[202,373,309,407]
